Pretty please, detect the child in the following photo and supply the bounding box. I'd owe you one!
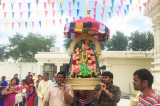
[19,79,29,106]
[26,85,36,106]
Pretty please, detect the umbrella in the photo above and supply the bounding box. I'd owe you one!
[64,17,110,41]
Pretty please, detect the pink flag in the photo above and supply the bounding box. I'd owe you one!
[117,11,119,16]
[45,11,48,17]
[148,0,150,2]
[93,8,96,14]
[19,3,22,10]
[52,2,55,9]
[59,19,62,25]
[118,6,121,11]
[44,2,47,10]
[101,13,104,20]
[102,7,104,14]
[32,21,34,28]
[95,1,98,7]
[12,23,14,29]
[48,0,51,5]
[18,22,21,28]
[53,10,55,17]
[69,2,71,8]
[20,12,23,18]
[143,3,146,7]
[93,14,96,19]
[139,6,141,12]
[120,0,123,6]
[53,20,55,26]
[73,17,75,21]
[4,12,6,19]
[103,0,105,7]
[69,10,71,17]
[3,3,5,10]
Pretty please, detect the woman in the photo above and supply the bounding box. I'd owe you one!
[27,75,34,86]
[35,75,43,106]
[3,78,20,106]
[26,85,36,106]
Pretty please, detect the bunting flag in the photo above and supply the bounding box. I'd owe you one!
[28,3,30,11]
[61,10,63,17]
[101,13,104,20]
[117,11,119,16]
[18,22,21,28]
[139,6,141,12]
[77,1,80,8]
[103,0,106,7]
[93,14,96,19]
[118,6,121,11]
[110,6,113,12]
[2,3,5,10]
[52,2,55,9]
[130,0,132,5]
[79,16,82,19]
[73,17,75,21]
[69,9,71,17]
[131,8,134,12]
[32,21,34,28]
[102,7,105,14]
[69,2,71,8]
[60,2,63,9]
[44,2,47,10]
[46,20,48,26]
[136,4,138,9]
[20,12,23,18]
[66,18,68,23]
[36,0,39,5]
[95,1,98,7]
[53,10,55,17]
[48,0,51,5]
[11,3,14,10]
[5,23,7,29]
[60,0,63,6]
[143,3,146,7]
[4,12,6,19]
[124,9,127,15]
[77,9,79,16]
[126,5,129,11]
[138,0,140,4]
[148,0,150,2]
[0,0,1,6]
[28,12,31,19]
[37,11,39,16]
[59,19,62,25]
[72,0,76,5]
[108,12,111,18]
[39,21,41,28]
[111,0,114,7]
[45,11,48,17]
[12,23,14,29]
[53,20,55,26]
[93,8,96,14]
[25,22,27,28]
[12,12,14,18]
[120,0,123,6]
[19,3,22,10]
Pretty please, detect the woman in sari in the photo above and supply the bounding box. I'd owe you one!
[3,78,20,106]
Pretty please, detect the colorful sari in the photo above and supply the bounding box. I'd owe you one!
[4,86,20,106]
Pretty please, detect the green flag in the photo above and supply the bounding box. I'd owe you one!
[11,3,14,10]
[12,12,14,18]
[61,10,63,17]
[108,12,111,18]
[66,18,68,23]
[25,22,27,28]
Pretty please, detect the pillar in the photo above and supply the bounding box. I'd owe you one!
[55,63,63,73]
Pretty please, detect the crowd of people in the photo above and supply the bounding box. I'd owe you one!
[0,69,160,106]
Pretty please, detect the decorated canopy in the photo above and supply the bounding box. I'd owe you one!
[64,17,110,41]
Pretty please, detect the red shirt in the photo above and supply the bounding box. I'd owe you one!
[20,85,29,98]
[26,92,36,106]
[27,79,34,85]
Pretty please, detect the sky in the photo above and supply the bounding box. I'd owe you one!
[0,0,152,51]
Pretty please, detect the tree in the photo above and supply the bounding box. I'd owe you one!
[128,31,154,51]
[6,33,56,62]
[0,45,6,62]
[106,31,128,51]
[63,37,107,51]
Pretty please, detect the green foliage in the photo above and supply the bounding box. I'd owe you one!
[106,31,128,51]
[6,32,56,62]
[128,31,154,51]
[0,45,6,62]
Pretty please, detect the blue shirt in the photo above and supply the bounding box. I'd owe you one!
[50,81,56,87]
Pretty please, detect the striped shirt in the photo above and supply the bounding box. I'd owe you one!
[139,90,160,106]
[78,90,93,104]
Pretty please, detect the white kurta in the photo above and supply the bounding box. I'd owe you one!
[38,80,52,106]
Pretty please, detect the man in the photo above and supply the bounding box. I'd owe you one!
[44,72,74,106]
[92,71,121,106]
[25,72,31,80]
[37,73,52,106]
[50,74,57,87]
[14,74,19,85]
[133,69,160,105]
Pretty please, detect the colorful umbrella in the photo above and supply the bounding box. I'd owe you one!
[64,17,110,41]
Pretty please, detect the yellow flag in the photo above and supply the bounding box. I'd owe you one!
[136,4,138,9]
[36,3,38,9]
[37,11,39,17]
[60,0,63,5]
[46,20,48,27]
[131,8,134,12]
[138,0,140,4]
[5,23,8,29]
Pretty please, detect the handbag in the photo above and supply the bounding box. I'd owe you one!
[15,93,23,104]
